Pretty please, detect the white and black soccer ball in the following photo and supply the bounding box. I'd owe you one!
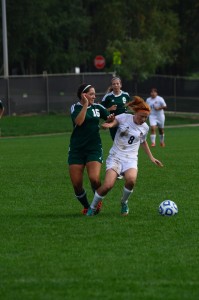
[159,200,178,216]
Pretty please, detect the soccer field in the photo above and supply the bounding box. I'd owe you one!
[0,126,199,299]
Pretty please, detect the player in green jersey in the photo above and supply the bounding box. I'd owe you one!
[0,100,4,119]
[68,83,114,215]
[101,77,131,141]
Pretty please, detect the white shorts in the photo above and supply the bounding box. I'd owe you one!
[149,115,165,128]
[106,154,138,175]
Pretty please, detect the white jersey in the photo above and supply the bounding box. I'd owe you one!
[146,96,166,118]
[109,113,149,161]
[146,96,166,127]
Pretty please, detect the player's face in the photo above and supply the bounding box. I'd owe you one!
[111,79,122,94]
[85,88,96,104]
[151,90,157,98]
[134,112,149,125]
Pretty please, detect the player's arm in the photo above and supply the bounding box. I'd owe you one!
[155,99,167,111]
[155,105,167,111]
[74,94,88,126]
[101,118,119,129]
[141,140,163,167]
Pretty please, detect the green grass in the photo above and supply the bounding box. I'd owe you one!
[0,112,199,137]
[0,123,199,299]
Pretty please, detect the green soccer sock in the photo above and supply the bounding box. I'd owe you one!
[75,190,90,209]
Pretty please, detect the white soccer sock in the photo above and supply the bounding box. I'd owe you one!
[150,134,156,144]
[90,191,104,210]
[159,134,165,143]
[121,187,133,204]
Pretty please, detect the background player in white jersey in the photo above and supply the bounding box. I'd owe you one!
[146,88,167,147]
[87,96,163,216]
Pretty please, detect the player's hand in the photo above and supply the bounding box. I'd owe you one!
[81,93,89,105]
[106,113,115,122]
[152,158,163,167]
[110,105,117,111]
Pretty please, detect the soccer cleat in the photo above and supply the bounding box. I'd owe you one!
[160,142,165,147]
[151,143,156,147]
[117,174,124,180]
[121,203,129,216]
[95,201,102,215]
[81,208,88,215]
[86,207,96,216]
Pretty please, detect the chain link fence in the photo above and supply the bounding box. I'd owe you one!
[0,73,199,115]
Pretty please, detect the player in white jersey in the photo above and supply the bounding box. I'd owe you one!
[87,96,163,216]
[146,88,167,147]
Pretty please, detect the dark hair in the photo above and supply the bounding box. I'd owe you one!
[77,84,92,99]
[151,88,158,93]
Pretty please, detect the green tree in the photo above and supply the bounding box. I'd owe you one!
[3,0,90,74]
[2,0,197,78]
[104,0,180,80]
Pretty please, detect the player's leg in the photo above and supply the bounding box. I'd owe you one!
[158,115,165,147]
[87,168,118,216]
[121,167,137,216]
[69,164,90,213]
[149,116,157,146]
[86,161,102,192]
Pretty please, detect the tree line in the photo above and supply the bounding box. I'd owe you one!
[0,0,199,80]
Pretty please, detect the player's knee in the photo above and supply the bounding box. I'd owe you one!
[90,179,101,191]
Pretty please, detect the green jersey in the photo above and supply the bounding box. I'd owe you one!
[101,90,130,115]
[69,102,109,152]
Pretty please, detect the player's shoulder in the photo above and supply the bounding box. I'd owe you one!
[70,101,81,113]
[93,103,106,110]
[157,95,164,101]
[121,90,130,97]
[142,122,149,131]
[116,112,131,121]
[146,97,151,102]
[101,92,113,102]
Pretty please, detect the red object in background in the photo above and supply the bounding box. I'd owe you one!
[94,55,106,69]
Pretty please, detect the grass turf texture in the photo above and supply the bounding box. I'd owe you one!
[0,117,199,299]
[0,112,199,137]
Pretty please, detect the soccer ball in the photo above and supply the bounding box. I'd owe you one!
[159,200,178,216]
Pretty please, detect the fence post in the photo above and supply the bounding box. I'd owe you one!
[43,71,49,113]
[174,76,177,112]
[6,77,11,115]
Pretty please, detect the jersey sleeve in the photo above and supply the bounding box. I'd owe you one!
[98,104,110,120]
[101,94,112,108]
[70,104,81,122]
[160,97,167,107]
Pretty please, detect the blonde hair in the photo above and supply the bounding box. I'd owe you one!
[126,96,151,114]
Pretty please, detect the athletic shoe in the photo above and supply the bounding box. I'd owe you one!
[95,201,102,215]
[121,203,129,216]
[151,143,156,147]
[86,207,96,216]
[81,208,88,215]
[160,142,165,147]
[117,174,124,180]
